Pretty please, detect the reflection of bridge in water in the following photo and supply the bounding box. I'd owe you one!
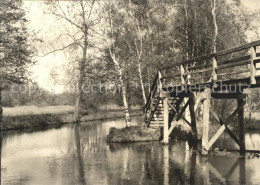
[72,122,250,185]
[163,143,247,185]
[144,40,260,155]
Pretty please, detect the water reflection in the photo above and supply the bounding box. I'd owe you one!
[0,117,260,185]
[74,124,86,185]
[0,132,2,185]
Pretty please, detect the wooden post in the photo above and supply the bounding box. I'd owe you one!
[238,94,245,155]
[202,88,211,155]
[250,47,256,84]
[162,97,169,144]
[212,56,217,88]
[158,71,162,92]
[189,94,198,149]
[181,65,185,91]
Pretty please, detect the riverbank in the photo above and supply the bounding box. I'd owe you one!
[1,106,143,131]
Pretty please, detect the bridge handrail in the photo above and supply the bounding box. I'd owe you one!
[159,40,260,71]
[144,72,159,113]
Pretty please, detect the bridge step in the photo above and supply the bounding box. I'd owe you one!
[254,57,260,63]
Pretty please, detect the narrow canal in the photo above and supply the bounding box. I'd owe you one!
[1,117,260,185]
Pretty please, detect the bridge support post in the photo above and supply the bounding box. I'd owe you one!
[202,88,211,155]
[162,97,169,144]
[238,94,246,155]
[189,93,198,149]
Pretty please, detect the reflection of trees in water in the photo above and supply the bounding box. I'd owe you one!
[105,143,163,185]
[246,132,260,150]
[105,141,249,185]
[74,124,87,185]
[0,132,2,185]
[59,123,104,185]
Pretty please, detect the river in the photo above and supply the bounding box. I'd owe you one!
[1,117,260,185]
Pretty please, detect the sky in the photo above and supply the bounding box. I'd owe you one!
[23,0,260,94]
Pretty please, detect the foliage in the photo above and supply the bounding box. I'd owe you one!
[0,0,35,85]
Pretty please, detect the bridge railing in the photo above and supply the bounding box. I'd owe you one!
[159,40,260,87]
[144,72,160,114]
[144,40,260,117]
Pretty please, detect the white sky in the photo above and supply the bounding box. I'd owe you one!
[23,0,260,94]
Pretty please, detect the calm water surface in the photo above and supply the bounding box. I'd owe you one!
[1,117,260,185]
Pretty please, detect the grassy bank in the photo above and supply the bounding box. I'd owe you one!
[107,126,161,143]
[1,106,143,131]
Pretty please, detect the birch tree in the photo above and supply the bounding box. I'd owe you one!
[104,1,131,126]
[126,1,148,106]
[210,0,218,53]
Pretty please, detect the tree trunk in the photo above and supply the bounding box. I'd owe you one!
[211,0,218,53]
[138,62,147,105]
[74,79,83,123]
[120,76,131,127]
[110,54,131,127]
[74,39,87,123]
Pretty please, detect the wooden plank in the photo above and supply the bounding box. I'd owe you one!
[217,68,249,77]
[162,97,169,144]
[211,93,246,99]
[184,67,212,75]
[150,124,164,127]
[159,40,260,71]
[254,57,260,63]
[217,60,250,70]
[202,88,211,155]
[218,55,250,66]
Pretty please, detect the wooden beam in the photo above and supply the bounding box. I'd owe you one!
[210,108,240,147]
[189,94,198,149]
[162,97,169,144]
[205,101,245,150]
[212,56,217,87]
[167,101,192,128]
[147,98,161,127]
[238,95,246,155]
[211,93,246,99]
[189,94,197,136]
[250,46,257,84]
[176,98,190,121]
[168,122,176,136]
[202,88,211,155]
[159,40,260,71]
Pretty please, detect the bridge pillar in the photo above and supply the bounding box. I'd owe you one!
[202,88,211,155]
[238,94,246,155]
[162,97,169,144]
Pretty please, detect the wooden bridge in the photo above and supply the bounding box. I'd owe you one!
[144,40,260,155]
